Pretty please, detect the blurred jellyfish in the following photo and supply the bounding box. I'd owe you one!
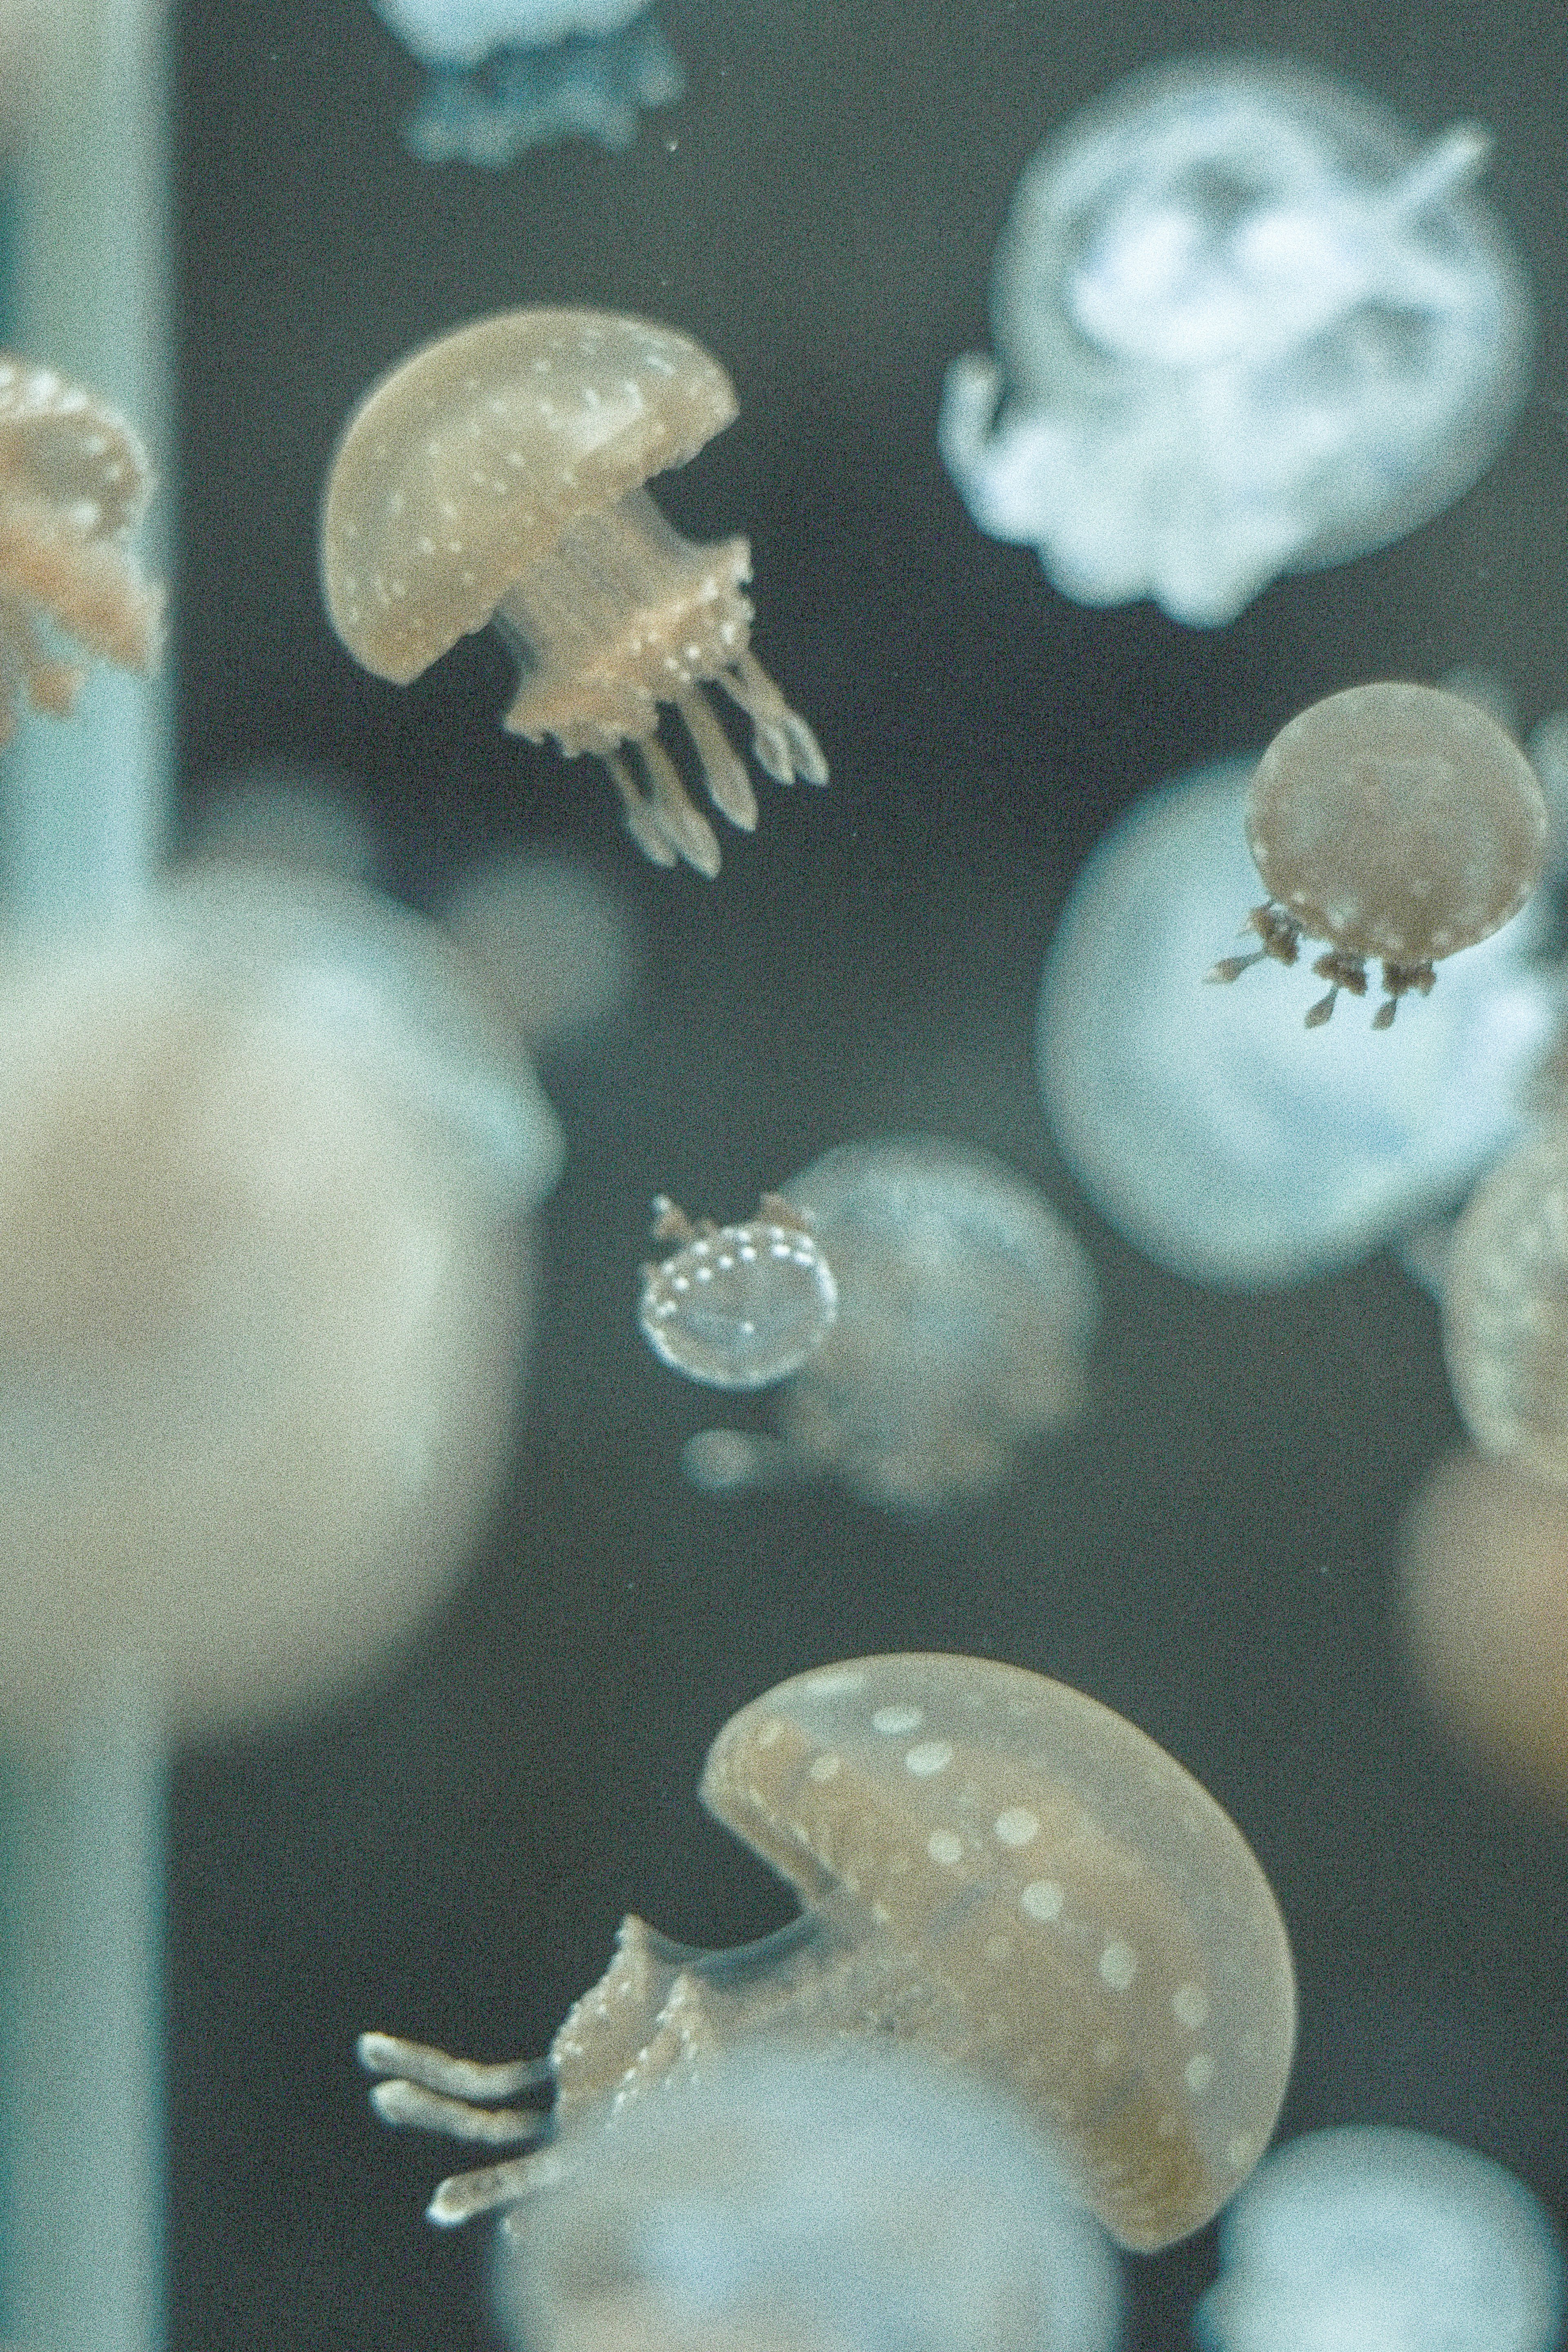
[1401,1448,1568,1813]
[1211,684,1548,1027]
[372,0,682,164]
[678,1137,1099,1508]
[361,1653,1295,2252]
[443,851,641,1055]
[1194,2125,1565,2352]
[183,760,385,888]
[939,60,1534,628]
[492,2042,1123,2352]
[1441,1121,1568,1487]
[1037,752,1561,1288]
[639,1193,838,1390]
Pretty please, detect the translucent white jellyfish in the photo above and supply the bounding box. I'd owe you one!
[1037,754,1561,1288]
[372,0,682,165]
[939,59,1534,628]
[1194,2126,1565,2352]
[493,2043,1123,2352]
[638,1193,839,1390]
[443,851,640,1055]
[360,1653,1296,2253]
[1441,1122,1568,1488]
[1212,684,1548,1027]
[679,1137,1099,1508]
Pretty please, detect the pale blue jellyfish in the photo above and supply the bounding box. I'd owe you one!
[1194,2126,1565,2352]
[676,1137,1100,1508]
[1036,752,1563,1289]
[940,59,1534,627]
[492,2044,1124,2352]
[372,0,682,164]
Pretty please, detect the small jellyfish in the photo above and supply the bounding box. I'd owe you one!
[638,1193,838,1390]
[939,59,1533,627]
[319,308,827,878]
[1195,2126,1565,2352]
[1441,1122,1568,1489]
[685,1137,1100,1508]
[359,1652,1296,2252]
[492,2041,1123,2352]
[0,354,163,740]
[1037,746,1559,1287]
[1211,683,1549,1026]
[1401,1448,1568,1813]
[372,0,682,165]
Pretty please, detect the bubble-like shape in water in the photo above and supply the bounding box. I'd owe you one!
[359,1653,1295,2252]
[493,2042,1123,2352]
[939,58,1534,627]
[638,1194,839,1391]
[1442,1123,1568,1486]
[1195,2126,1564,2352]
[1214,683,1548,1027]
[1038,754,1560,1287]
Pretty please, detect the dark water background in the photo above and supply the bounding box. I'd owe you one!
[171,0,1568,2343]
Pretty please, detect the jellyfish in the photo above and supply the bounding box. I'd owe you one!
[319,308,827,877]
[372,0,682,166]
[443,849,641,1054]
[681,1137,1099,1508]
[1441,1121,1568,1492]
[492,2042,1123,2352]
[638,1192,839,1390]
[0,352,163,742]
[1194,2126,1565,2352]
[1210,684,1548,1027]
[184,760,385,887]
[359,1652,1296,2253]
[938,59,1534,628]
[1037,748,1560,1288]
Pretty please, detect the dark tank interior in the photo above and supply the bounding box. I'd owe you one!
[5,0,1568,2344]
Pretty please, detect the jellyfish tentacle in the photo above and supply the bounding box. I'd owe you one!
[676,686,759,829]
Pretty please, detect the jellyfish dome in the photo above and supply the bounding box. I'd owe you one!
[372,0,682,163]
[1037,755,1561,1287]
[939,58,1534,627]
[493,2042,1123,2352]
[1194,2125,1565,2352]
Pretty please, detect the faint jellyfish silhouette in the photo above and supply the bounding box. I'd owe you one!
[372,0,682,165]
[0,353,163,739]
[183,761,384,888]
[1211,683,1548,1027]
[1401,1448,1568,1814]
[443,851,640,1056]
[359,1652,1296,2253]
[638,1193,838,1390]
[685,1138,1099,1508]
[939,59,1533,627]
[1038,748,1560,1288]
[1194,2126,1565,2352]
[493,2041,1123,2352]
[1441,1122,1568,1489]
[320,309,826,878]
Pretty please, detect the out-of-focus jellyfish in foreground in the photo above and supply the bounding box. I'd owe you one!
[1194,2125,1565,2352]
[1442,1122,1568,1488]
[372,0,682,166]
[1038,748,1560,1287]
[492,2041,1123,2352]
[1401,1448,1568,1813]
[639,1192,839,1389]
[682,1136,1099,1508]
[939,60,1534,628]
[1211,684,1548,1027]
[360,1652,1296,2254]
[0,352,163,740]
[320,309,826,878]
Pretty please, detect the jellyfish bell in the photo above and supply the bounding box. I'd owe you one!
[1214,683,1549,1027]
[1038,752,1560,1287]
[442,849,640,1055]
[0,863,561,1739]
[360,1652,1295,2253]
[492,2040,1124,2352]
[1442,1123,1568,1492]
[1194,2125,1565,2352]
[319,307,826,878]
[939,58,1534,627]
[638,1193,838,1391]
